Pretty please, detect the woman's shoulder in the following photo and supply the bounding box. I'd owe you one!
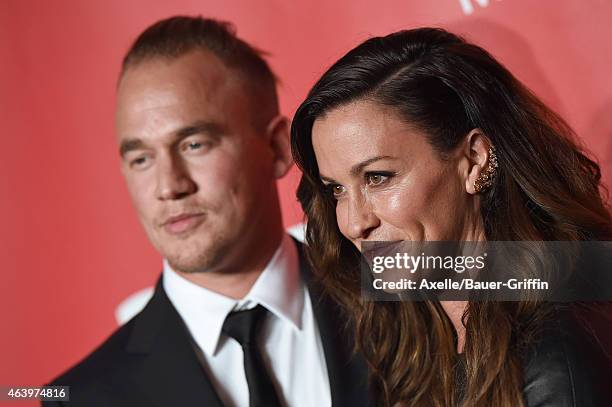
[522,305,611,407]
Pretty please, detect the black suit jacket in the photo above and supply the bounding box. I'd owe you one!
[45,242,374,406]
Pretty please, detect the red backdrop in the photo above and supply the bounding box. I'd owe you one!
[2,1,612,403]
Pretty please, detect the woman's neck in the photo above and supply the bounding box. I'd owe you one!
[441,300,468,353]
[444,214,486,353]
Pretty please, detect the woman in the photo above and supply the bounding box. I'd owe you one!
[291,28,612,406]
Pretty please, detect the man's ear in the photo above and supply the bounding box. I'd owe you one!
[463,129,493,195]
[265,115,293,179]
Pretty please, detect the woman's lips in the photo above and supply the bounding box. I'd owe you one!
[163,213,205,235]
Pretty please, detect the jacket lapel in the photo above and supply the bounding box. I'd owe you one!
[124,278,225,407]
[293,239,375,407]
[119,242,374,407]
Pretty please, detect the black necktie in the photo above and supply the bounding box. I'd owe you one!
[222,305,282,407]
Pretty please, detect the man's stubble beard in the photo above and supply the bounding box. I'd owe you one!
[162,227,235,274]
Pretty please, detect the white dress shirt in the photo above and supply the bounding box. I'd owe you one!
[163,233,331,407]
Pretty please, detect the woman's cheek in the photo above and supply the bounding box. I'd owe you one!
[371,185,411,221]
[371,186,425,241]
[335,199,351,239]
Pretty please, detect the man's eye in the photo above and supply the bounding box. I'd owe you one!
[181,139,212,153]
[130,156,148,168]
[366,173,390,186]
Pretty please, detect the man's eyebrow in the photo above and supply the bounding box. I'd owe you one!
[175,120,226,139]
[119,138,144,158]
[319,155,396,184]
[118,120,226,158]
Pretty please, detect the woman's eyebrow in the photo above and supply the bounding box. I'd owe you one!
[319,155,397,183]
[349,155,396,176]
[319,175,336,184]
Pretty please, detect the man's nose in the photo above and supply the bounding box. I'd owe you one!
[155,154,196,200]
[345,193,380,241]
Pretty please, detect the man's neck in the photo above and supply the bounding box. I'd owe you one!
[174,229,284,299]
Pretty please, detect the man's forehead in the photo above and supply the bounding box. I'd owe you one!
[114,52,258,143]
[118,52,234,100]
[116,53,242,121]
[122,49,232,80]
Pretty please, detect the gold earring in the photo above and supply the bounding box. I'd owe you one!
[474,146,498,193]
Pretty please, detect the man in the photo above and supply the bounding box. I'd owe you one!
[46,16,371,407]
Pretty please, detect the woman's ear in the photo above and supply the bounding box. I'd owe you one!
[463,129,493,195]
[265,115,294,179]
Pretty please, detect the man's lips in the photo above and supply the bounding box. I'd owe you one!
[162,213,205,235]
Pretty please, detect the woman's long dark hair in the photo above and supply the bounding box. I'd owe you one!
[291,28,612,406]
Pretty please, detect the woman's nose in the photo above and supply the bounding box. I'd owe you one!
[344,194,381,242]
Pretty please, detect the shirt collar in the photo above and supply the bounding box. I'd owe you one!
[162,233,303,357]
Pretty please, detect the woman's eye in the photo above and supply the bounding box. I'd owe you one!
[366,173,389,186]
[326,184,346,199]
